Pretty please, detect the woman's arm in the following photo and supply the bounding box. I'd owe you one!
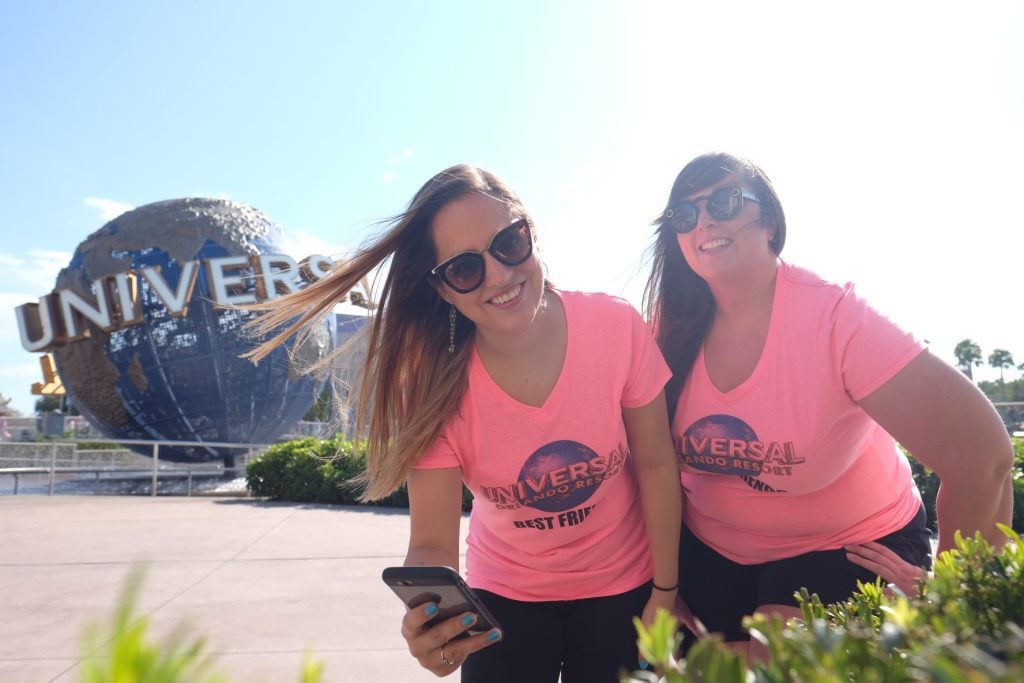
[400,466,500,675]
[857,350,1014,553]
[405,466,464,568]
[623,392,684,624]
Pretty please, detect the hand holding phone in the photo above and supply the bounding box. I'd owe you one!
[382,565,501,637]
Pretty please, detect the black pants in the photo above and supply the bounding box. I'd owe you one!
[679,505,932,643]
[461,582,649,683]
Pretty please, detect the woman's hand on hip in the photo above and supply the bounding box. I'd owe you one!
[845,541,928,597]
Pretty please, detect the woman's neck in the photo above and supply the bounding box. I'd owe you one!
[708,259,779,324]
[475,289,563,360]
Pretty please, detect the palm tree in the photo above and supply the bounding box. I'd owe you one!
[988,348,1015,383]
[953,339,983,380]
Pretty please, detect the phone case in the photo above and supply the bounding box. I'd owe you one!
[381,565,501,636]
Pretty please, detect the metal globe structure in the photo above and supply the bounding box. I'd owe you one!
[51,198,333,463]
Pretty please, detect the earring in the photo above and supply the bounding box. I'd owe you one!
[448,305,457,354]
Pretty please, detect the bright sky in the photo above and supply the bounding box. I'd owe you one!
[1,1,1022,416]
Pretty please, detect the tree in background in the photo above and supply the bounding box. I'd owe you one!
[302,386,332,423]
[34,395,62,414]
[978,374,1024,433]
[989,348,1016,383]
[0,394,14,439]
[954,339,983,380]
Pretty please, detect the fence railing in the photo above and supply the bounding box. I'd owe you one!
[0,415,332,442]
[992,402,1024,436]
[0,438,271,497]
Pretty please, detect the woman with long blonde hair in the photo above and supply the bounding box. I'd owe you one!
[246,164,685,682]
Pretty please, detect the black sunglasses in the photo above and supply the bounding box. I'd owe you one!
[665,186,760,234]
[429,218,533,294]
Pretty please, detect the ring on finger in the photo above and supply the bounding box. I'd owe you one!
[440,643,455,666]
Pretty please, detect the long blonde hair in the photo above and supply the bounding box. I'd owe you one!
[244,165,530,500]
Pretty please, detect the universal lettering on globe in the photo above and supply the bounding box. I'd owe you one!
[15,252,335,352]
[12,198,341,464]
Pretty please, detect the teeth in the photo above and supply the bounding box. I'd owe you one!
[491,285,521,305]
[701,238,730,251]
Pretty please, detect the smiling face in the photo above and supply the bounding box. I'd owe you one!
[430,192,546,341]
[674,178,777,285]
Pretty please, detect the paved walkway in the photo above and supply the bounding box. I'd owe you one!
[0,495,467,683]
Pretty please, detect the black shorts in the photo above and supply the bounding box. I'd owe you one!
[461,582,649,683]
[679,505,932,643]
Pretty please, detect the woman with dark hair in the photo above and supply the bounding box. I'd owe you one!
[246,164,684,682]
[644,152,1014,658]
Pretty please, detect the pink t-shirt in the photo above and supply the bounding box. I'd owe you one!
[673,262,926,564]
[416,290,671,601]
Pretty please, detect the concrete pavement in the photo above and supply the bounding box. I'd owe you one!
[0,495,468,683]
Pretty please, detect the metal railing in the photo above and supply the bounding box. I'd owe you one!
[992,402,1024,436]
[0,416,330,442]
[0,438,271,497]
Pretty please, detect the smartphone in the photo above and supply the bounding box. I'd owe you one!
[381,565,501,637]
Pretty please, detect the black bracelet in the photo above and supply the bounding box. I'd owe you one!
[652,581,678,592]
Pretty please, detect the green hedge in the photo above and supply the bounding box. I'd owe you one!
[246,437,473,511]
[81,565,323,683]
[628,526,1024,682]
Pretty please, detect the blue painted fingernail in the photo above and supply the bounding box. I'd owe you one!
[462,614,476,626]
[487,629,501,642]
[639,659,649,670]
[425,603,438,616]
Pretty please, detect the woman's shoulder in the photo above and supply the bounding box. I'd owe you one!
[778,261,857,305]
[555,290,644,342]
[557,288,639,316]
[780,260,845,289]
[778,261,908,338]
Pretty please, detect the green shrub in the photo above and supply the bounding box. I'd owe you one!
[72,440,124,449]
[1015,437,1024,532]
[246,437,473,510]
[80,566,323,683]
[80,566,228,683]
[907,454,941,531]
[624,526,1024,682]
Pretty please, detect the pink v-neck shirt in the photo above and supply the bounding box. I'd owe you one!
[674,261,926,564]
[416,291,671,601]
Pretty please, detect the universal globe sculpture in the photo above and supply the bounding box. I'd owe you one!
[50,198,334,463]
